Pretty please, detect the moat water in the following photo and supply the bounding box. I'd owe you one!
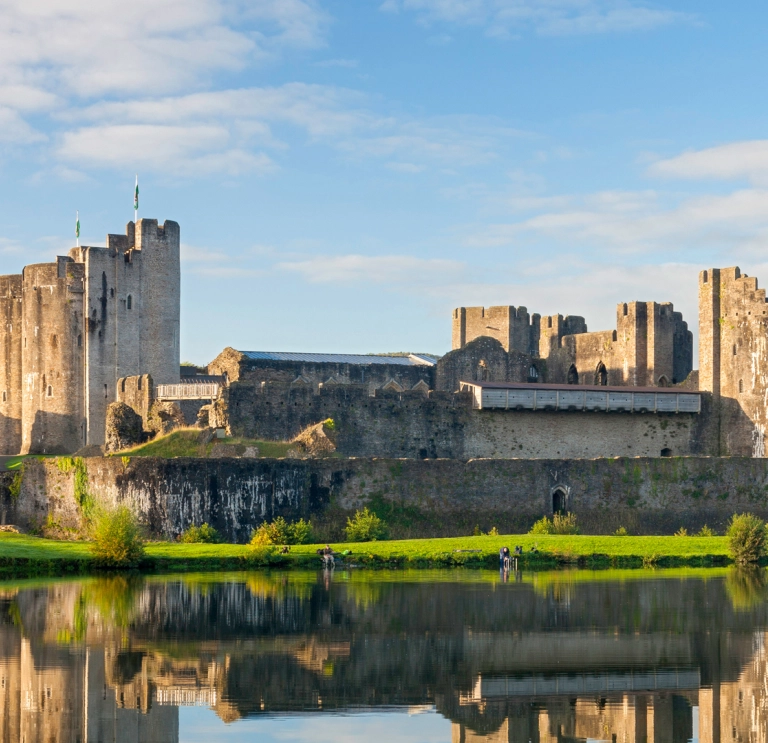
[2,568,768,742]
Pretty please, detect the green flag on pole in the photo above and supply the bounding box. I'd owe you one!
[134,175,139,215]
[75,211,80,239]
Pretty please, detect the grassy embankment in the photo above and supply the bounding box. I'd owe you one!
[116,429,295,458]
[0,532,732,575]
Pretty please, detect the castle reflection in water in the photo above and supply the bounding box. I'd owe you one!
[2,570,768,742]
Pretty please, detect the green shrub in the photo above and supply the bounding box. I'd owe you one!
[289,518,313,544]
[529,516,553,535]
[250,517,313,545]
[727,513,767,565]
[90,506,145,568]
[487,526,499,536]
[345,507,388,542]
[323,418,336,431]
[178,523,221,544]
[529,513,579,535]
[697,525,716,537]
[614,526,629,537]
[245,544,283,566]
[674,527,689,537]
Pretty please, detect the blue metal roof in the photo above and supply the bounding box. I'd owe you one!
[238,351,437,366]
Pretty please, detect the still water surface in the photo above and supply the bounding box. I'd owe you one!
[0,568,766,742]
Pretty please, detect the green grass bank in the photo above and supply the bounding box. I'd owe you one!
[0,532,733,576]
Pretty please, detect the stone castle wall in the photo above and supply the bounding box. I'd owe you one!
[208,347,434,394]
[0,218,180,455]
[4,454,768,541]
[221,381,713,459]
[452,300,692,388]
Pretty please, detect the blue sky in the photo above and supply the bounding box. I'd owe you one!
[1,1,767,363]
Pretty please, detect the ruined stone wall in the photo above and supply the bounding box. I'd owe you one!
[0,275,22,453]
[435,337,534,391]
[224,382,713,459]
[545,302,693,387]
[116,374,153,425]
[699,267,768,456]
[208,347,434,393]
[452,305,542,354]
[20,260,85,454]
[7,454,768,540]
[451,301,692,390]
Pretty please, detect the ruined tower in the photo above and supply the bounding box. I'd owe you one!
[0,218,180,454]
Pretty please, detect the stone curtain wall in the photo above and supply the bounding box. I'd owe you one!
[4,454,768,540]
[208,347,435,394]
[223,382,713,459]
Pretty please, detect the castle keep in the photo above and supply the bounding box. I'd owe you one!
[0,218,180,454]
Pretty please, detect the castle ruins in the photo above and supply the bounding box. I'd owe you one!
[0,219,179,454]
[7,214,768,463]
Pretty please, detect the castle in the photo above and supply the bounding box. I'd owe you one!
[0,219,179,454]
[6,214,768,462]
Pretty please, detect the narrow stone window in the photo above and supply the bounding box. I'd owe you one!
[552,488,567,514]
[567,364,579,385]
[46,385,52,397]
[547,316,552,329]
[2,391,6,402]
[77,334,82,347]
[739,379,744,393]
[527,365,539,383]
[110,287,114,298]
[703,270,708,283]
[137,376,142,391]
[104,384,108,398]
[120,378,126,393]
[733,344,737,356]
[51,334,57,349]
[622,303,628,316]
[127,294,132,310]
[595,362,608,386]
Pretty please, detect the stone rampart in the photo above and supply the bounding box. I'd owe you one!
[223,382,715,459]
[3,454,768,541]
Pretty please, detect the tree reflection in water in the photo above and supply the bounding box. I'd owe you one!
[0,568,767,742]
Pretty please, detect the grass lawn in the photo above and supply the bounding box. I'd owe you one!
[116,429,294,458]
[0,532,733,575]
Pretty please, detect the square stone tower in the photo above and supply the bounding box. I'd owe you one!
[0,218,180,454]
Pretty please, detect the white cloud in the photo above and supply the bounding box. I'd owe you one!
[0,0,328,99]
[465,188,768,255]
[55,85,519,175]
[650,140,768,185]
[278,254,468,284]
[58,124,275,175]
[0,107,46,144]
[382,0,690,36]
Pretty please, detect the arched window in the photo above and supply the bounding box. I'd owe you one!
[567,364,579,385]
[127,294,132,310]
[46,385,52,397]
[527,365,539,383]
[595,362,608,386]
[552,488,567,514]
[658,375,670,388]
[622,303,628,316]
